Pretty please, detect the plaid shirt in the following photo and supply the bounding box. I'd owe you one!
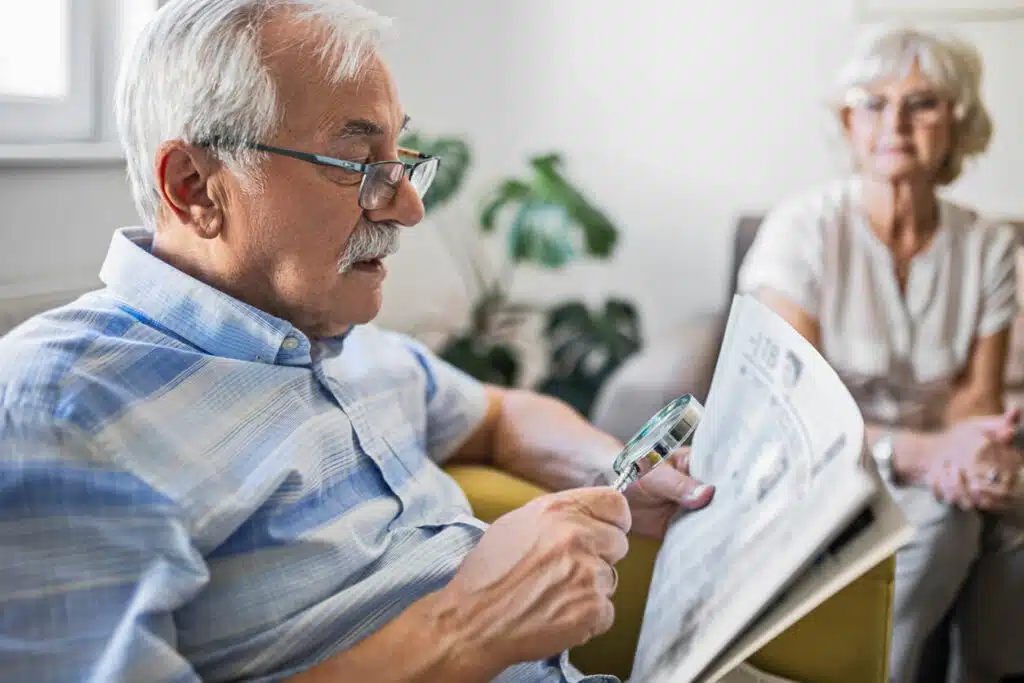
[0,228,616,683]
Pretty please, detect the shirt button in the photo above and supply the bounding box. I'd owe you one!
[281,336,299,351]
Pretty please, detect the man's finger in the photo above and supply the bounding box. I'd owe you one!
[669,447,692,475]
[582,520,630,565]
[680,481,715,510]
[568,487,633,533]
[638,464,714,511]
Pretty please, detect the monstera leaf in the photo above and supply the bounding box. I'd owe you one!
[479,153,619,269]
[438,335,521,387]
[536,298,642,416]
[481,179,531,232]
[506,201,576,267]
[528,154,617,259]
[398,131,471,213]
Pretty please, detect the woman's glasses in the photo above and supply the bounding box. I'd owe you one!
[844,87,954,126]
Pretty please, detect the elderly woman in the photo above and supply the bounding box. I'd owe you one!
[737,26,1024,683]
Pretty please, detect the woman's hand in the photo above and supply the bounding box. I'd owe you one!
[928,408,1022,511]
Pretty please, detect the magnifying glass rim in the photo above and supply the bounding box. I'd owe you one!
[612,394,701,477]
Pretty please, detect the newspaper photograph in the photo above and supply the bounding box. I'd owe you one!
[629,294,911,683]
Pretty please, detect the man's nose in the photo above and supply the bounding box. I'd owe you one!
[366,176,425,228]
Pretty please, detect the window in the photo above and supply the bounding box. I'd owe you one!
[0,2,69,100]
[0,0,158,155]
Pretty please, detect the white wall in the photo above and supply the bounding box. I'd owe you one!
[368,0,1024,341]
[2,0,1023,344]
[0,164,133,298]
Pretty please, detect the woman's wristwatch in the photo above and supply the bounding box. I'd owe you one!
[872,430,897,483]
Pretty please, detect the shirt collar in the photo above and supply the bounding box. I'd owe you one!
[99,227,314,365]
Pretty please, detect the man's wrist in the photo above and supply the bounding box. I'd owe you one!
[416,588,503,682]
[292,590,498,683]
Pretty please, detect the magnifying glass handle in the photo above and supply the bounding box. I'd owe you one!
[612,469,634,492]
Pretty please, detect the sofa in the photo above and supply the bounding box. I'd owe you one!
[590,216,1024,442]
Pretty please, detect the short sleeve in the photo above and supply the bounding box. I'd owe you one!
[0,416,207,683]
[977,221,1020,338]
[401,338,489,464]
[736,193,826,317]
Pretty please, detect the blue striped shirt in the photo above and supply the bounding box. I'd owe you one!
[0,228,615,683]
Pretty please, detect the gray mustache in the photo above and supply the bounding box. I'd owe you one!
[337,221,401,273]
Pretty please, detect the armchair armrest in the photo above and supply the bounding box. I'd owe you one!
[591,312,726,442]
[444,464,664,680]
[445,464,896,683]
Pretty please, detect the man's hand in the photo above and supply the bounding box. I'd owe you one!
[622,447,715,538]
[433,487,631,677]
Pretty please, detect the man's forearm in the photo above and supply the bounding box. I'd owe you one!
[489,389,623,491]
[285,591,493,683]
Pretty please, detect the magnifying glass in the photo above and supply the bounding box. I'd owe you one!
[611,394,705,492]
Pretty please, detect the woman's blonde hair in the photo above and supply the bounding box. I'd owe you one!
[831,25,993,185]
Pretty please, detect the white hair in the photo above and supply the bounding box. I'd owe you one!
[831,24,993,185]
[115,0,391,229]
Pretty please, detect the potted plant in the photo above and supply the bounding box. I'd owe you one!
[400,132,642,417]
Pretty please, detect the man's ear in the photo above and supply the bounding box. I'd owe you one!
[155,141,224,239]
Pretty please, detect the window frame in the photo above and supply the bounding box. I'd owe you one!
[0,0,159,166]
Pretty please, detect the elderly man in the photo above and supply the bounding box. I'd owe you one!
[0,2,713,682]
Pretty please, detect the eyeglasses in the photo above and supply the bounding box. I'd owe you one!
[244,142,440,210]
[844,87,953,126]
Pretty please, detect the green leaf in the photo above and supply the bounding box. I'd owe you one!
[480,179,532,233]
[398,131,471,213]
[527,153,618,259]
[535,375,598,416]
[535,298,643,417]
[438,336,521,387]
[506,201,577,267]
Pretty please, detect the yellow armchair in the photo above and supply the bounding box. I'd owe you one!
[446,465,895,683]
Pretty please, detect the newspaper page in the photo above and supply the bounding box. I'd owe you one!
[630,294,896,683]
[697,467,913,683]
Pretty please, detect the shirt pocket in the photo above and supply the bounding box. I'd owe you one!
[365,394,473,530]
[380,429,478,529]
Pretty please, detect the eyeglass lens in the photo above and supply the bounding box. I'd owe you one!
[851,91,946,123]
[359,158,439,210]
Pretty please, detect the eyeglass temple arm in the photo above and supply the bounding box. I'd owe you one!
[398,146,429,159]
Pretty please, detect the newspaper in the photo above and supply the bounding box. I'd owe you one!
[629,294,915,683]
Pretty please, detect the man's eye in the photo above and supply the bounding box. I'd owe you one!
[320,162,364,185]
